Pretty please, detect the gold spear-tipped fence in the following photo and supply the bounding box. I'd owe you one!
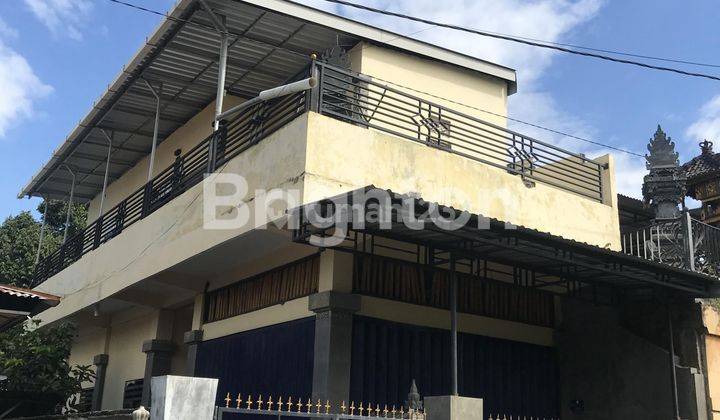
[217,392,426,420]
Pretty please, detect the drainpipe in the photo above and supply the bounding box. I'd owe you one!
[450,253,459,396]
[668,304,681,420]
[142,79,162,181]
[62,165,76,244]
[99,129,113,217]
[34,198,48,266]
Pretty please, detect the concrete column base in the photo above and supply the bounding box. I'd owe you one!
[91,354,109,411]
[150,375,218,420]
[140,339,176,406]
[183,329,203,376]
[309,291,361,406]
[424,396,484,420]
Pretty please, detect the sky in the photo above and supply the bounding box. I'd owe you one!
[0,0,719,220]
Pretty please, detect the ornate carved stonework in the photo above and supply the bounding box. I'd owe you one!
[642,125,686,220]
[321,45,351,69]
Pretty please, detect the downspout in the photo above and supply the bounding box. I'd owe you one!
[668,304,681,420]
[450,252,459,396]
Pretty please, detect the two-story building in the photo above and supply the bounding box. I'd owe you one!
[18,1,720,419]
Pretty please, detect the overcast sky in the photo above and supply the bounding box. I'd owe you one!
[1,0,719,219]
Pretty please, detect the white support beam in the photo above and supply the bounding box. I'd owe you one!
[99,129,113,217]
[62,165,76,244]
[142,79,162,181]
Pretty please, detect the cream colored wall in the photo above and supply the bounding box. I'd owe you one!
[101,307,156,410]
[87,96,244,222]
[349,43,508,127]
[303,112,621,250]
[359,296,553,347]
[704,305,720,418]
[202,297,313,341]
[36,115,310,326]
[68,326,107,389]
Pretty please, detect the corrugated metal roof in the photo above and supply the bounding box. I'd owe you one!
[0,284,60,302]
[291,186,720,299]
[19,0,517,204]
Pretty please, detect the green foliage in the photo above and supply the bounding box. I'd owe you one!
[0,200,86,288]
[38,200,87,239]
[0,320,94,397]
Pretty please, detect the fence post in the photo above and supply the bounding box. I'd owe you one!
[308,60,320,113]
[684,211,696,271]
[93,216,103,249]
[141,182,153,218]
[172,148,184,195]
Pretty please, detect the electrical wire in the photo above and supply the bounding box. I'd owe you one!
[367,73,644,157]
[321,0,720,82]
[103,0,644,157]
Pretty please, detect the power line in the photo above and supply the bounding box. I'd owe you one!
[368,73,645,157]
[104,0,644,157]
[321,0,720,82]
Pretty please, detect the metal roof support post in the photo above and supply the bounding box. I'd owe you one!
[34,198,48,266]
[449,252,459,396]
[142,79,162,181]
[198,0,228,131]
[62,165,76,244]
[99,129,114,217]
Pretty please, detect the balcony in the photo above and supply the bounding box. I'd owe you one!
[621,214,720,277]
[32,62,609,287]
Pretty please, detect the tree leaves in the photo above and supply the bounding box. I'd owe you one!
[0,200,86,288]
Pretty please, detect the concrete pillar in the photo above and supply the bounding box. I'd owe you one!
[183,329,203,376]
[91,354,109,411]
[140,339,176,406]
[309,291,360,406]
[140,308,177,406]
[424,396,484,420]
[150,375,218,420]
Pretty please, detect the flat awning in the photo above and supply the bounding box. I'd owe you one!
[19,0,516,203]
[290,187,720,301]
[0,284,60,331]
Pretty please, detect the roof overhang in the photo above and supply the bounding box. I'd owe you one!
[290,187,720,302]
[18,0,516,203]
[0,284,60,332]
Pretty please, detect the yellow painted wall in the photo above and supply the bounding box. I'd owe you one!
[303,112,620,250]
[87,96,243,222]
[349,43,508,127]
[101,308,155,410]
[36,115,310,325]
[359,296,553,347]
[704,305,720,418]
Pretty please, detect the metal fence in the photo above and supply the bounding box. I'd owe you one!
[620,213,720,276]
[32,61,607,287]
[31,90,307,287]
[215,394,426,420]
[312,62,604,202]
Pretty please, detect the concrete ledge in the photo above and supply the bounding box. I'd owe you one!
[93,353,109,366]
[141,339,175,354]
[308,291,361,313]
[424,395,484,420]
[183,329,204,345]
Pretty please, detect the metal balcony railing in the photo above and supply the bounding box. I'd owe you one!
[32,89,308,287]
[621,213,720,276]
[32,62,606,287]
[311,62,605,202]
